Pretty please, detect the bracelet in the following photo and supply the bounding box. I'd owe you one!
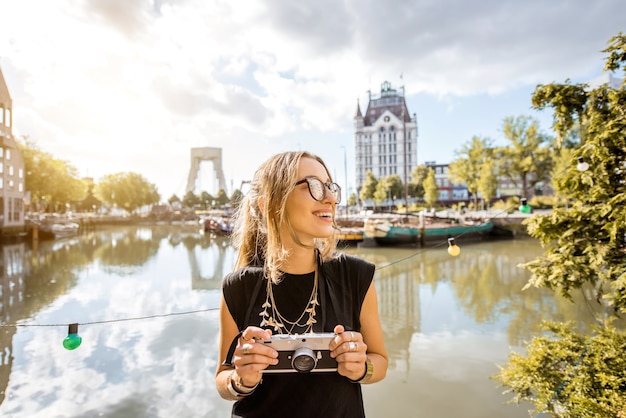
[226,370,260,398]
[350,357,374,384]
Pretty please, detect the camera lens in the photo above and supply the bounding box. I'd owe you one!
[291,347,317,372]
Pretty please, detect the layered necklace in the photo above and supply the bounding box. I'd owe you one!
[259,268,319,335]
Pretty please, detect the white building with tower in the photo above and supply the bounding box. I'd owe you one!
[354,81,418,194]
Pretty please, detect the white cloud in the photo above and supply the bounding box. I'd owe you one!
[0,0,624,198]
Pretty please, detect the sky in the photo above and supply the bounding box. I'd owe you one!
[0,0,624,200]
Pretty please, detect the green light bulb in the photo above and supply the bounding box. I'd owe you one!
[63,323,82,350]
[519,198,531,214]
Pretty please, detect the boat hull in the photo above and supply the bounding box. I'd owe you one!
[365,219,494,246]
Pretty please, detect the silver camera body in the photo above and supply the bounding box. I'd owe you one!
[263,333,338,373]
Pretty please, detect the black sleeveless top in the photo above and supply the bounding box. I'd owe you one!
[222,253,375,418]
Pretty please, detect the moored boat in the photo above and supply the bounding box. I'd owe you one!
[364,216,494,246]
[36,222,80,240]
[203,216,233,236]
[335,228,364,245]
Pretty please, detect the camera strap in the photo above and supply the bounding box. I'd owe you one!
[222,272,265,367]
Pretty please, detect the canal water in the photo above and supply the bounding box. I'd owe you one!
[0,225,604,417]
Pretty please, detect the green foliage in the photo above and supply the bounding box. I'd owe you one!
[477,158,498,206]
[423,168,438,207]
[18,137,87,211]
[385,174,404,200]
[215,189,229,207]
[500,115,553,198]
[359,171,377,203]
[95,172,160,214]
[373,178,388,205]
[200,191,213,209]
[495,321,626,417]
[448,136,493,208]
[168,194,181,205]
[528,195,559,209]
[348,192,357,206]
[409,164,428,198]
[523,57,626,314]
[182,190,200,208]
[495,33,626,417]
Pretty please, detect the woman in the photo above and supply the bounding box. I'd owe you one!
[216,151,388,417]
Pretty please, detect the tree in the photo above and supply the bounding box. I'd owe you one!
[168,194,181,206]
[76,178,102,212]
[477,159,498,209]
[500,115,553,198]
[182,190,200,208]
[408,164,428,199]
[385,175,404,202]
[495,32,626,416]
[373,179,388,207]
[359,171,378,205]
[18,137,87,212]
[348,193,357,207]
[423,168,438,207]
[448,136,493,208]
[199,191,213,209]
[215,189,229,207]
[95,172,160,214]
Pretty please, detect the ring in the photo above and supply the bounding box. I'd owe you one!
[242,343,252,355]
[349,341,357,352]
[350,331,355,341]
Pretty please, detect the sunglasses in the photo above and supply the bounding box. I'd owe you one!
[295,177,342,204]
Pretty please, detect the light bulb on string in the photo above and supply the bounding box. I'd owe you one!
[63,323,82,350]
[447,237,461,257]
[519,198,532,214]
[576,156,589,172]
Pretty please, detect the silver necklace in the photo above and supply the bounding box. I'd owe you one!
[259,269,319,334]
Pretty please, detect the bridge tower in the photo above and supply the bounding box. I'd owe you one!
[186,147,227,195]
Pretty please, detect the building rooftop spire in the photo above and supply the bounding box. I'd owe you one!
[355,99,363,119]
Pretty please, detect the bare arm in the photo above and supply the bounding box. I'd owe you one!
[330,281,388,383]
[215,297,278,400]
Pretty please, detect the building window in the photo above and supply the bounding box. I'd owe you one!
[6,149,10,160]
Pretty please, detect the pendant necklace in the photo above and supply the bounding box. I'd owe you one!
[259,268,319,334]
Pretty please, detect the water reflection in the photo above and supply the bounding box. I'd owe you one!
[0,228,611,417]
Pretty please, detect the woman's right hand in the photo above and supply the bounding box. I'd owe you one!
[232,327,279,386]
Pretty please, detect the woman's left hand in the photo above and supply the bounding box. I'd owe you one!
[329,324,368,381]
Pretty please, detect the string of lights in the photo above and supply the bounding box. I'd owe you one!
[0,156,592,350]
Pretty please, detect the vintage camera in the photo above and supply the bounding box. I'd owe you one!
[262,333,338,373]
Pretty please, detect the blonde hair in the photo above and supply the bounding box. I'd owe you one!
[231,151,338,283]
